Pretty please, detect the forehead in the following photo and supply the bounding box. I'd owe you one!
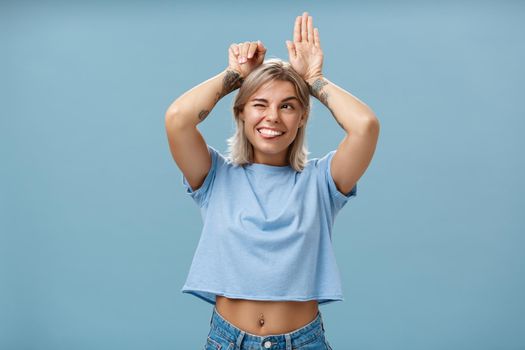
[250,80,298,101]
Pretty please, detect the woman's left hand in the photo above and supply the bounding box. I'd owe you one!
[286,12,324,84]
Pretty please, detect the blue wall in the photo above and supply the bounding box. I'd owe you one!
[2,1,524,349]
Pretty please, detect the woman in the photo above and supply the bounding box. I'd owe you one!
[165,11,379,350]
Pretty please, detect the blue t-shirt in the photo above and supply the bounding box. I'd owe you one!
[180,145,357,305]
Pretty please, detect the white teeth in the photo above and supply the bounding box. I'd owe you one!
[258,128,284,137]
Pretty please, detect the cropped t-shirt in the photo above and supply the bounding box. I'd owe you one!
[180,145,357,305]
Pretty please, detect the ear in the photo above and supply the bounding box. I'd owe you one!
[298,114,306,128]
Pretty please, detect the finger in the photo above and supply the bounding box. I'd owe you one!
[247,41,258,59]
[307,15,314,43]
[301,12,308,43]
[256,41,266,63]
[293,16,301,43]
[313,28,321,48]
[286,40,296,59]
[229,46,239,63]
[230,43,239,56]
[240,41,250,63]
[257,40,267,54]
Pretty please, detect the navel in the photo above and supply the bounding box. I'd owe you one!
[258,313,265,326]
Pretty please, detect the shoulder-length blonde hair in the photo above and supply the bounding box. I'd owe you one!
[226,58,311,172]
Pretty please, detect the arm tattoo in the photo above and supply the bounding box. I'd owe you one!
[218,69,244,100]
[308,78,329,107]
[308,78,345,130]
[198,70,244,124]
[198,109,210,122]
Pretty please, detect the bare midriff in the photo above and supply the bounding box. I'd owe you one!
[215,295,319,336]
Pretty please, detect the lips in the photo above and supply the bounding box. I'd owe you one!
[257,127,286,139]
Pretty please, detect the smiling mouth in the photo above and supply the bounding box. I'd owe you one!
[257,128,286,139]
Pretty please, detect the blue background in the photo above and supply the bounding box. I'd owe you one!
[2,1,524,349]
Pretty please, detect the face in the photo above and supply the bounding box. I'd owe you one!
[239,80,306,166]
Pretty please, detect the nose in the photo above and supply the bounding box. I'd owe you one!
[264,107,281,123]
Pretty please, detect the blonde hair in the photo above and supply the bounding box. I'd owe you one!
[226,58,311,172]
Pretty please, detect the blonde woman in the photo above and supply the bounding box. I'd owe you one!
[165,11,379,350]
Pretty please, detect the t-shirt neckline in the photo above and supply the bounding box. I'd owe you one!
[245,162,293,173]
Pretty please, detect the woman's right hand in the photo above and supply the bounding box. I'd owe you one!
[227,41,267,79]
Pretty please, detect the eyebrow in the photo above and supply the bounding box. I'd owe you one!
[250,96,299,103]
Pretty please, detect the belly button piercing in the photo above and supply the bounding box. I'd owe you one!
[259,313,265,326]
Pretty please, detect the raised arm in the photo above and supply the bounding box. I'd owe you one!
[165,69,243,129]
[165,40,267,190]
[286,12,380,195]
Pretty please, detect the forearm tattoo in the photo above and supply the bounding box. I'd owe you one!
[197,70,244,123]
[198,109,210,122]
[218,69,244,100]
[308,78,345,130]
[308,78,329,106]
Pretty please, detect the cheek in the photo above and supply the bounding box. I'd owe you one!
[287,116,303,129]
[242,120,257,140]
[244,115,266,130]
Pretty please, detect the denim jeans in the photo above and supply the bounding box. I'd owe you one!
[204,306,334,350]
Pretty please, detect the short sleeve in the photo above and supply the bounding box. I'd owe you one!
[316,150,357,212]
[181,145,221,207]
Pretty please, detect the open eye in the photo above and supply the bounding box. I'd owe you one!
[282,103,294,109]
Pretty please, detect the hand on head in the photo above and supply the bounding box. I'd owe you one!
[286,11,324,83]
[226,12,324,84]
[227,40,267,79]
